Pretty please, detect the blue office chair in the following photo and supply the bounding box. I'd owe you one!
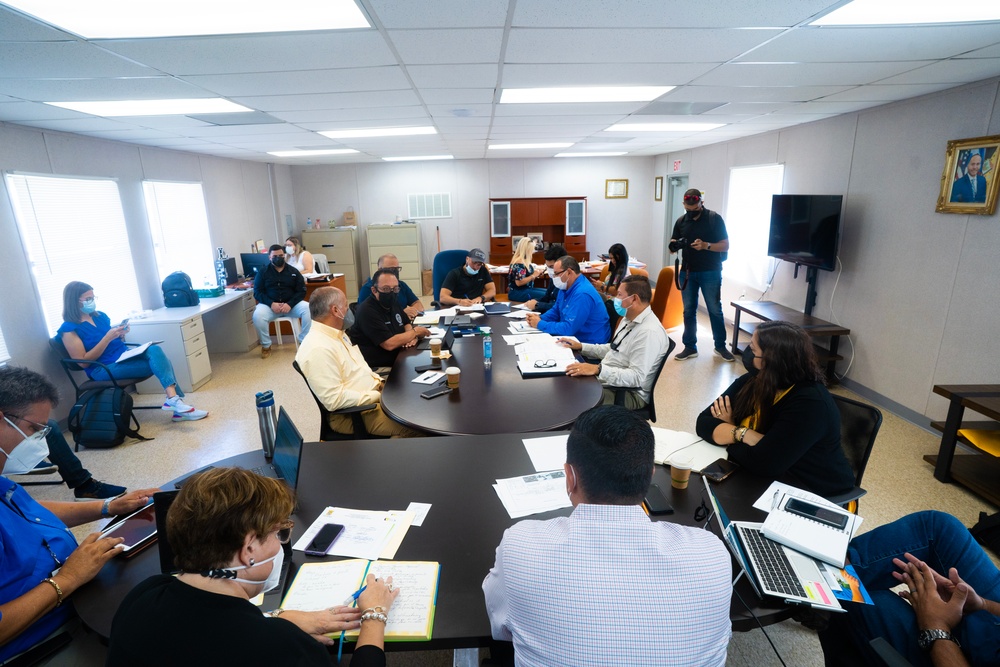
[431,249,469,305]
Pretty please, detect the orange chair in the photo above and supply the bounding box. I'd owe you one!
[650,266,683,330]
[596,264,648,285]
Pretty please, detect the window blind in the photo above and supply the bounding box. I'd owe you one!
[142,180,216,285]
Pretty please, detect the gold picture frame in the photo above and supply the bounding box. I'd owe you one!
[654,176,664,202]
[936,134,1000,215]
[605,179,628,199]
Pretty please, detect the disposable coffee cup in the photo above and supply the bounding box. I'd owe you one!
[429,338,442,357]
[445,367,461,389]
[670,454,693,490]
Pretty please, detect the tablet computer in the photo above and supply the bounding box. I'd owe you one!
[100,503,158,559]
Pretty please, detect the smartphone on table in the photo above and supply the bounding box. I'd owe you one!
[304,523,345,557]
[701,458,739,483]
[643,484,674,515]
[784,498,849,530]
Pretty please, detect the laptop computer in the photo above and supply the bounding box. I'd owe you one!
[703,477,844,613]
[253,406,305,490]
[484,302,511,314]
[416,327,455,351]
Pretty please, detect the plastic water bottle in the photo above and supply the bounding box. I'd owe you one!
[483,333,492,369]
[255,390,277,459]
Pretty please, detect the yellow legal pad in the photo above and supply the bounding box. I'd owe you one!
[958,429,1000,457]
[281,559,440,641]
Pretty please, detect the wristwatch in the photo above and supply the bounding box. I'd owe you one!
[918,628,960,651]
[706,243,712,251]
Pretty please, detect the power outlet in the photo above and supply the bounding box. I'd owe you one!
[739,290,746,300]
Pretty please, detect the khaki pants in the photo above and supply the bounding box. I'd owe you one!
[601,387,647,410]
[328,403,422,437]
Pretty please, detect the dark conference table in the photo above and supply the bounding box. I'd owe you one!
[74,434,788,646]
[380,314,604,435]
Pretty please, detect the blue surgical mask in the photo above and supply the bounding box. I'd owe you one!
[612,297,627,316]
[465,264,478,276]
[81,298,97,314]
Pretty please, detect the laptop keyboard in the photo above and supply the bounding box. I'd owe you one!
[739,526,807,598]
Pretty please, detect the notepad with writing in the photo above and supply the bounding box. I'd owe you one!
[761,493,859,568]
[281,559,440,641]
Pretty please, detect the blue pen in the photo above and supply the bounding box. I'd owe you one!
[341,584,367,606]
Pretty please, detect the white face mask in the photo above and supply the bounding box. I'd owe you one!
[553,274,568,290]
[230,546,284,593]
[1,417,50,475]
[546,267,555,278]
[285,245,295,255]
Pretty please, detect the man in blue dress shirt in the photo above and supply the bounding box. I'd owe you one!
[525,256,610,345]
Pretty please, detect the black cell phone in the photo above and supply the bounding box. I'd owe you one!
[701,458,739,483]
[305,523,345,557]
[643,484,674,515]
[414,361,442,373]
[420,386,452,399]
[784,498,849,530]
[118,318,130,328]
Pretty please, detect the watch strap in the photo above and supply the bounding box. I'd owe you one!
[918,628,960,651]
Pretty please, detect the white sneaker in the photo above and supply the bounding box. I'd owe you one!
[172,406,208,422]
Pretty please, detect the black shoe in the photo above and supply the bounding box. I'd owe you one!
[74,479,127,501]
[674,347,698,360]
[26,460,57,475]
[714,346,736,362]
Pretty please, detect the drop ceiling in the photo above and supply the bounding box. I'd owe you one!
[0,0,998,164]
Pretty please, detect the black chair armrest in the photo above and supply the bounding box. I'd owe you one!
[603,385,640,407]
[330,403,379,416]
[824,486,867,508]
[58,357,131,391]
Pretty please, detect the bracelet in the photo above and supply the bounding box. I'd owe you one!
[266,608,285,618]
[361,610,388,624]
[42,577,63,607]
[737,426,749,443]
[101,497,113,518]
[361,606,387,615]
[731,426,738,442]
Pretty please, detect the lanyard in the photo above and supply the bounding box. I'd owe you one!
[610,322,634,352]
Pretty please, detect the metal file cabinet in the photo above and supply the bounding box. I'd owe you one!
[302,229,359,300]
[128,315,212,394]
[366,223,422,289]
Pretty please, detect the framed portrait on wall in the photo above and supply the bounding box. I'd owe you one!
[936,135,1000,215]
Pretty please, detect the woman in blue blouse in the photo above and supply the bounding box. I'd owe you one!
[58,281,207,421]
[507,237,548,303]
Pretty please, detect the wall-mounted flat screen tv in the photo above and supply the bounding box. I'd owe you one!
[767,194,843,272]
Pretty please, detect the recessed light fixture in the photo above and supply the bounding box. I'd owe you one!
[3,0,370,39]
[500,86,674,104]
[605,122,724,132]
[45,99,252,117]
[319,127,437,139]
[382,155,454,162]
[555,152,628,158]
[812,0,1000,25]
[488,143,574,150]
[267,149,360,157]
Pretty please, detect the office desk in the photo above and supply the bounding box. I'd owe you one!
[72,436,788,645]
[380,315,603,435]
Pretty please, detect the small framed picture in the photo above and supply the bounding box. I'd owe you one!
[527,232,543,250]
[936,135,1000,215]
[654,176,664,202]
[606,179,628,199]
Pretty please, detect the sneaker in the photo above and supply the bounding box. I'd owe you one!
[74,479,127,501]
[172,405,209,422]
[714,346,736,362]
[261,346,272,359]
[674,347,698,360]
[26,460,57,475]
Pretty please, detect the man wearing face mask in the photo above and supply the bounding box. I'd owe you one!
[358,253,423,320]
[439,248,496,307]
[558,276,670,409]
[525,256,610,345]
[296,287,421,437]
[253,244,311,359]
[521,244,565,314]
[351,269,431,370]
[670,189,733,362]
[0,366,158,664]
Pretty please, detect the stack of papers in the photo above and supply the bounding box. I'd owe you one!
[507,320,540,334]
[493,471,572,518]
[515,338,576,375]
[292,507,414,561]
[651,428,724,469]
[522,434,568,472]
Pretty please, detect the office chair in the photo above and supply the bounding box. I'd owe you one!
[290,360,388,441]
[650,266,683,330]
[605,338,676,423]
[312,253,330,273]
[826,394,883,511]
[431,249,469,306]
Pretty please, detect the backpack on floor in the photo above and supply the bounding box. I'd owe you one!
[68,387,150,449]
[162,271,200,308]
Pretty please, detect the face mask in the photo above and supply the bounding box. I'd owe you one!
[81,298,97,314]
[742,346,759,376]
[612,297,628,317]
[684,209,700,221]
[465,264,479,276]
[546,267,555,278]
[284,245,295,255]
[271,256,285,268]
[343,308,355,331]
[553,274,568,290]
[377,291,397,309]
[1,417,50,475]
[230,546,284,593]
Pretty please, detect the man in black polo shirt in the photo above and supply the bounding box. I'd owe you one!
[351,268,431,369]
[253,244,310,359]
[439,248,496,306]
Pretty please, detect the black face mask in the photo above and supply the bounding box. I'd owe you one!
[684,209,701,221]
[377,291,397,309]
[271,256,285,268]
[742,346,759,376]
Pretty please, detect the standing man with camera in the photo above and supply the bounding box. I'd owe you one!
[670,189,734,361]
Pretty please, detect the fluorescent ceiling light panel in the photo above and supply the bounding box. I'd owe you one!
[382,155,454,162]
[606,122,724,132]
[319,126,437,139]
[4,0,369,39]
[812,0,1000,25]
[555,152,627,157]
[46,99,252,117]
[267,149,359,157]
[488,143,573,150]
[500,86,674,104]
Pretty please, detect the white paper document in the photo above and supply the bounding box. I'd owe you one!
[405,502,432,527]
[522,434,568,472]
[293,507,399,561]
[412,371,445,384]
[493,471,572,518]
[116,341,153,362]
[515,339,576,375]
[507,320,540,334]
[650,428,724,469]
[503,310,529,318]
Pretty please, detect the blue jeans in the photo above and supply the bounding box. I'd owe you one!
[88,345,181,397]
[680,269,727,349]
[507,286,548,303]
[253,301,312,347]
[44,419,90,488]
[827,511,1000,666]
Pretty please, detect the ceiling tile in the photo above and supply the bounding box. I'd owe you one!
[964,43,1000,58]
[388,29,503,64]
[407,64,499,88]
[367,0,509,29]
[420,88,496,104]
[16,116,132,131]
[232,90,420,111]
[512,0,837,28]
[817,83,956,103]
[494,102,645,116]
[181,67,411,96]
[693,61,934,87]
[0,6,74,40]
[875,58,1000,85]
[427,103,493,118]
[501,62,718,87]
[273,107,428,123]
[664,84,852,103]
[491,115,624,126]
[0,42,153,78]
[702,102,795,114]
[0,101,82,121]
[0,76,206,101]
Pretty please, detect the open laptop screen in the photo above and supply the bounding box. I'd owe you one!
[273,406,304,491]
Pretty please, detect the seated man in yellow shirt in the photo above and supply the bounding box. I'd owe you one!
[295,287,420,437]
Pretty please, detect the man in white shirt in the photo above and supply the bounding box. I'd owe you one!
[295,286,419,437]
[483,405,732,667]
[561,275,669,409]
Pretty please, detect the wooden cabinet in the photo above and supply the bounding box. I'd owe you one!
[302,229,359,300]
[366,223,422,288]
[488,197,588,264]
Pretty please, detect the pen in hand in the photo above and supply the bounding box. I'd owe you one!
[342,585,368,606]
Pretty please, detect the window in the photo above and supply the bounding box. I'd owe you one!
[142,181,216,286]
[723,164,785,292]
[5,173,143,336]
[0,325,9,364]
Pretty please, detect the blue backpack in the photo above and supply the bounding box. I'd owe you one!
[162,271,200,308]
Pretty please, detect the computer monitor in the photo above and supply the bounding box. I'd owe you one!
[222,257,238,285]
[240,252,270,281]
[273,406,304,491]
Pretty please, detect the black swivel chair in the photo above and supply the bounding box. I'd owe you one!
[826,394,883,510]
[291,360,388,441]
[605,337,676,423]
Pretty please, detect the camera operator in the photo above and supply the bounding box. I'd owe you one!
[669,188,733,362]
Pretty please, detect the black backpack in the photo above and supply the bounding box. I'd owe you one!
[162,271,200,308]
[68,387,150,449]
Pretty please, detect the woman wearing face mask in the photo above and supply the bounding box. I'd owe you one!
[107,467,397,666]
[285,237,315,274]
[507,237,548,303]
[57,281,207,421]
[0,366,158,665]
[590,243,630,298]
[695,321,854,498]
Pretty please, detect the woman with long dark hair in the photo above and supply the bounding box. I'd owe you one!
[695,320,853,497]
[590,243,630,298]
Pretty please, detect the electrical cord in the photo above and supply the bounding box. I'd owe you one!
[733,585,789,667]
[758,260,780,301]
[829,256,855,380]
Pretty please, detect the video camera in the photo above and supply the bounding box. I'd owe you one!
[668,238,690,253]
